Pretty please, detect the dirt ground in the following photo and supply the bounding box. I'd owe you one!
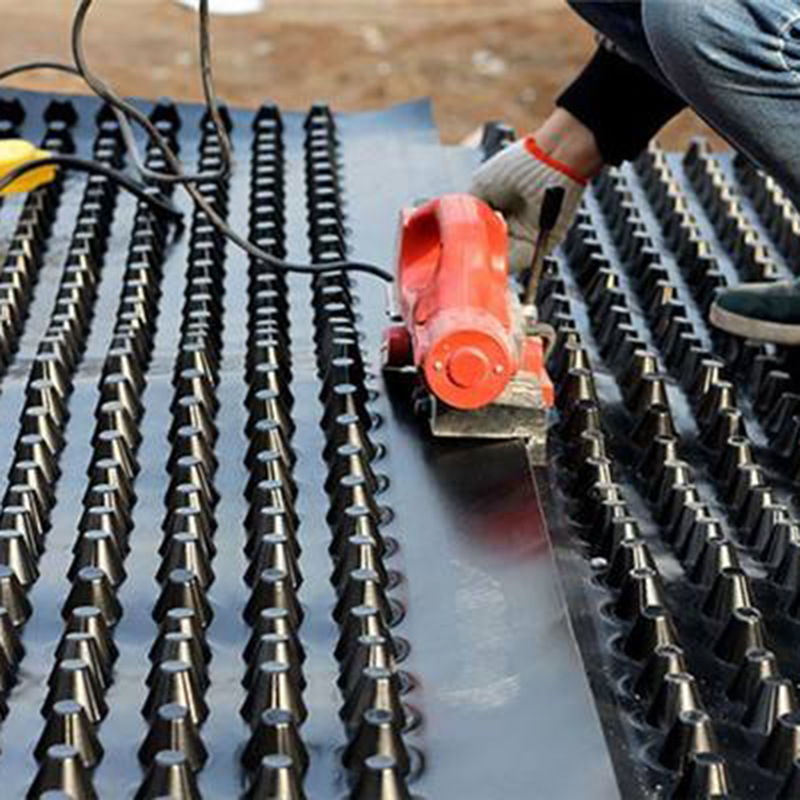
[0,0,724,149]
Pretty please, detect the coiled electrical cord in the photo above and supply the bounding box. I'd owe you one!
[0,0,395,281]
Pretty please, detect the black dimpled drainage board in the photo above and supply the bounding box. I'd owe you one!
[0,91,619,800]
[537,138,800,799]
[10,89,800,800]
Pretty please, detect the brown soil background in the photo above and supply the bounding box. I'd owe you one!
[0,0,725,150]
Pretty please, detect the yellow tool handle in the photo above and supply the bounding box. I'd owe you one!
[0,140,58,195]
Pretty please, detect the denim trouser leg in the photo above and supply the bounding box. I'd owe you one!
[567,0,800,208]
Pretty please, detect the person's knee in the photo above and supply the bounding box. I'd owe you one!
[642,0,756,94]
[641,0,704,86]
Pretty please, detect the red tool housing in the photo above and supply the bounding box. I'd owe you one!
[384,193,554,411]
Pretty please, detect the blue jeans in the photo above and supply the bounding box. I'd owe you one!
[567,0,800,207]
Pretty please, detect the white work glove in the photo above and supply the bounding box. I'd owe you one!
[470,136,587,272]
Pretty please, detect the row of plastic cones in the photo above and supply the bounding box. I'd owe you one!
[130,115,232,800]
[305,105,418,800]
[26,108,183,798]
[237,102,309,800]
[0,107,73,380]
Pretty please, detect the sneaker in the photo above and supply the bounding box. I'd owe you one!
[710,279,800,344]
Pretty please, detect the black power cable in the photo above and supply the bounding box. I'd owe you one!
[0,60,228,188]
[0,0,395,282]
[0,155,184,222]
[0,61,186,221]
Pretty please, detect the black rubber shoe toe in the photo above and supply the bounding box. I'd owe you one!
[711,280,800,345]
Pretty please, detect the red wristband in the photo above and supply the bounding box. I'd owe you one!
[523,136,588,186]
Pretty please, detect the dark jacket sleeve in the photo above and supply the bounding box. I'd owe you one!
[557,45,687,165]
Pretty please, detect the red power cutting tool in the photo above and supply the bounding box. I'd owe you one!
[382,193,555,464]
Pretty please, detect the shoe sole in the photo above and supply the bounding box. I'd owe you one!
[710,302,800,345]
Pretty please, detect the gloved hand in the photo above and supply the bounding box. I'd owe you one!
[470,136,587,272]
